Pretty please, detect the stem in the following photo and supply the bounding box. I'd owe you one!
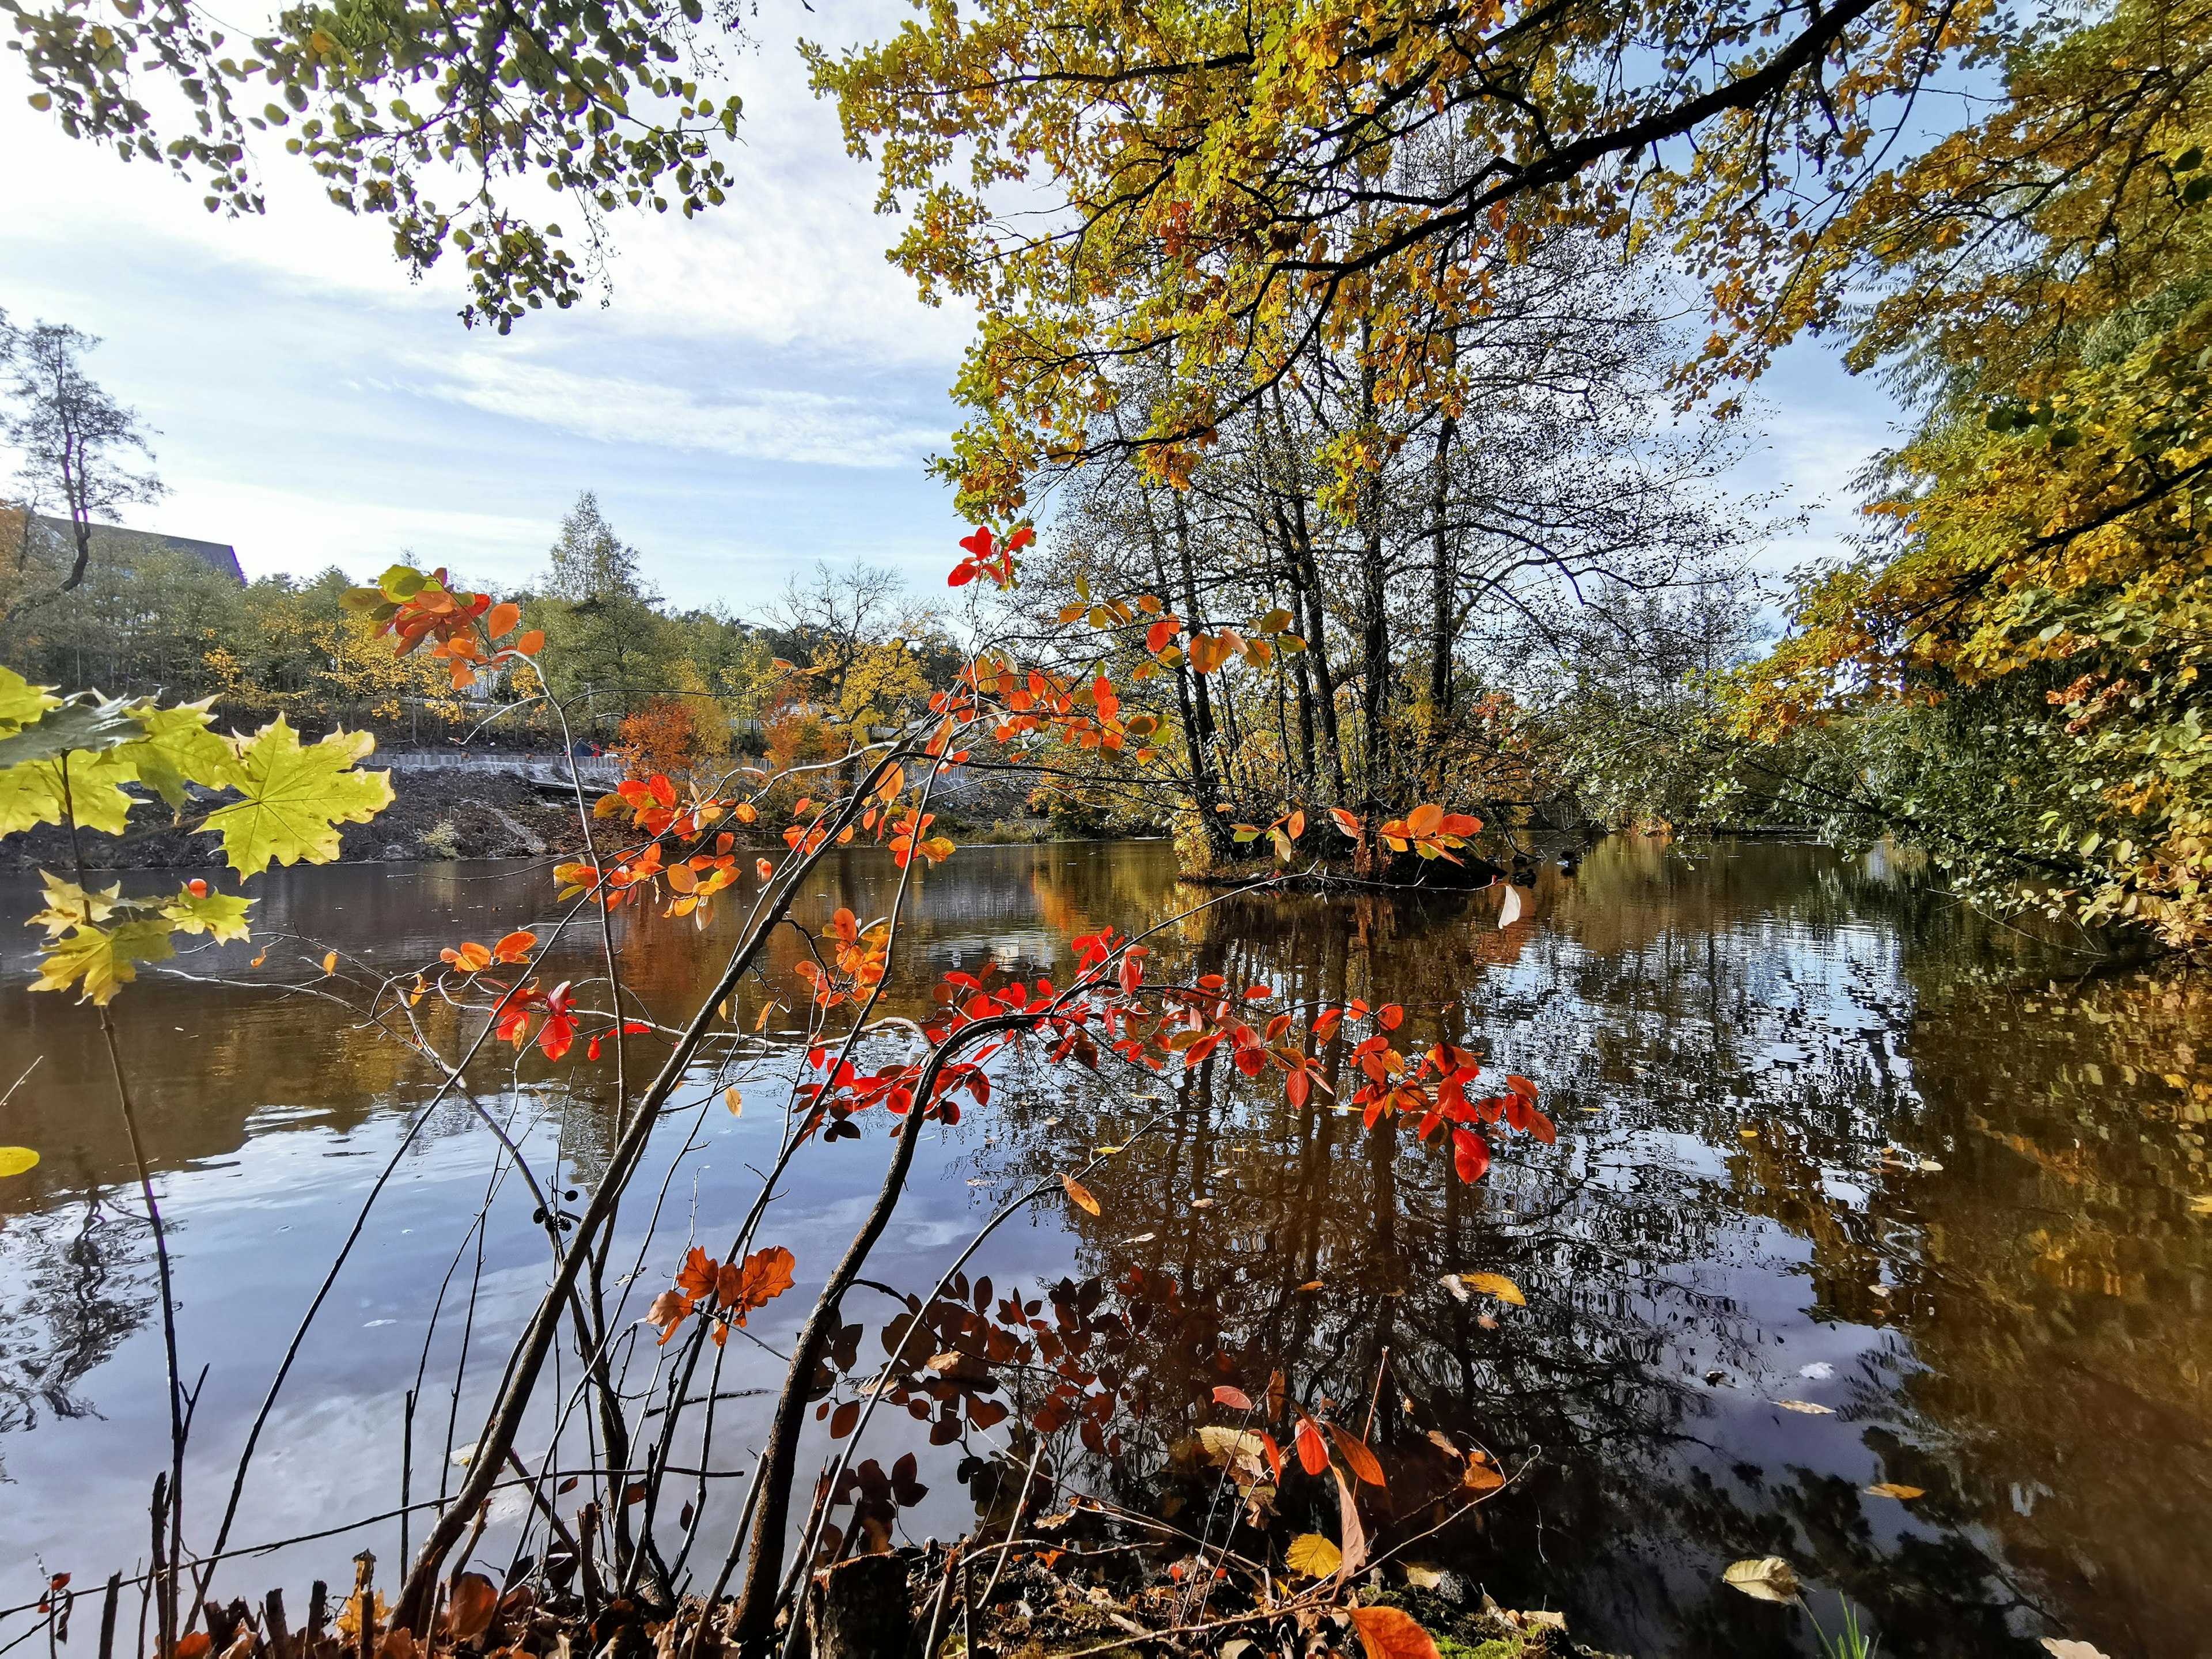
[59,760,185,1658]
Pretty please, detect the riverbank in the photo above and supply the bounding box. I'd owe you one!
[0,767,590,872]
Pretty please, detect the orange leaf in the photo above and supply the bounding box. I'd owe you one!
[1063,1173,1101,1215]
[1213,1385,1253,1411]
[177,1638,213,1659]
[1328,1421,1387,1486]
[1348,1605,1442,1659]
[1406,803,1445,836]
[493,930,536,963]
[718,1245,797,1323]
[445,1573,498,1643]
[1330,806,1363,838]
[484,602,520,638]
[1294,1413,1328,1475]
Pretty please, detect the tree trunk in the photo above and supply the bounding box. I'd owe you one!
[804,1555,910,1659]
[1429,415,1457,721]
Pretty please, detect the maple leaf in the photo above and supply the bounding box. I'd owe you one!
[203,718,395,876]
[162,885,254,942]
[32,920,177,1005]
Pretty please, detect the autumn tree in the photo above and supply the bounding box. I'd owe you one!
[1717,0,2212,946]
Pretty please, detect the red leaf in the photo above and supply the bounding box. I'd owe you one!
[1294,1413,1328,1475]
[1213,1385,1253,1411]
[1256,1430,1284,1481]
[1452,1128,1491,1183]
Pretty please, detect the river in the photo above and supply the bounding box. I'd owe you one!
[0,838,2206,1657]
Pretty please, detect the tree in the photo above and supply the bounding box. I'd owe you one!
[3,0,747,331]
[1719,0,2212,948]
[804,0,2010,512]
[0,315,165,605]
[529,492,672,725]
[543,490,648,602]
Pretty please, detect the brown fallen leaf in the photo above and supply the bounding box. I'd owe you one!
[1722,1556,1801,1603]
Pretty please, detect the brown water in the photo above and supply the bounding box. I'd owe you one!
[1,838,2207,1657]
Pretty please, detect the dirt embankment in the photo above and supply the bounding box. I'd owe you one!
[1,768,592,873]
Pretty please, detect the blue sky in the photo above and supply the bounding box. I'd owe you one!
[0,2,1906,615]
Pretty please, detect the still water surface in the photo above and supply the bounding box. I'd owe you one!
[1,838,2207,1657]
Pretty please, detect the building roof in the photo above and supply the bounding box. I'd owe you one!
[28,514,245,584]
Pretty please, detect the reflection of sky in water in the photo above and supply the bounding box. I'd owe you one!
[0,839,2206,1659]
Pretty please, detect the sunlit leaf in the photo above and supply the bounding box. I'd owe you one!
[1212,1385,1253,1411]
[33,921,176,1005]
[1458,1271,1524,1306]
[1347,1605,1441,1659]
[1328,1421,1386,1486]
[1284,1533,1340,1579]
[0,1148,39,1178]
[203,718,395,876]
[725,1086,743,1116]
[1062,1173,1101,1214]
[1864,1483,1925,1499]
[1722,1556,1801,1604]
[1773,1399,1834,1415]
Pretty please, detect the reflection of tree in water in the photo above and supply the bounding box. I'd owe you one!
[955,848,2152,1656]
[0,1190,158,1447]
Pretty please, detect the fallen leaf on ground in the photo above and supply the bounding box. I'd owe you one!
[1722,1556,1801,1603]
[1348,1604,1442,1659]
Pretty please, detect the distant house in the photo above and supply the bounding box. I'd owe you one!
[9,511,245,585]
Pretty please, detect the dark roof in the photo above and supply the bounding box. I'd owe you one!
[33,515,244,584]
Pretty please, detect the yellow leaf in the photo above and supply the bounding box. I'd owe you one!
[0,1147,39,1178]
[1062,1173,1100,1215]
[725,1086,743,1116]
[1864,1483,1925,1499]
[1774,1399,1834,1415]
[1459,1271,1525,1306]
[202,718,395,876]
[33,921,176,1005]
[1284,1533,1341,1579]
[323,951,339,975]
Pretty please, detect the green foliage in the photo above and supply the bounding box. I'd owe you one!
[0,665,393,1002]
[4,0,745,330]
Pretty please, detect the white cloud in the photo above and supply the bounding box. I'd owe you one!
[416,355,945,468]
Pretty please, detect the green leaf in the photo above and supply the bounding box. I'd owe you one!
[202,718,394,876]
[33,920,177,1005]
[0,696,145,767]
[119,702,237,805]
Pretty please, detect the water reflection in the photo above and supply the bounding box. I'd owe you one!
[1,840,2206,1658]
